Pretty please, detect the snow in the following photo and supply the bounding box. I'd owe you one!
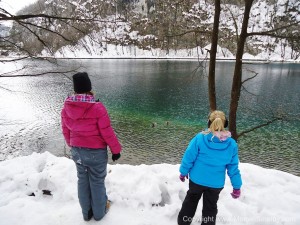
[1,0,299,61]
[0,152,299,225]
[52,33,300,62]
[0,0,39,14]
[48,0,300,62]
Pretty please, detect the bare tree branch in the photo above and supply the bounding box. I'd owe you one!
[0,56,30,62]
[60,19,89,36]
[223,3,239,43]
[0,85,15,92]
[0,12,93,22]
[247,21,300,37]
[241,68,259,84]
[16,20,52,53]
[165,28,211,38]
[237,117,282,138]
[0,66,30,77]
[1,38,35,58]
[0,8,123,23]
[17,20,72,42]
[241,84,258,96]
[0,69,78,78]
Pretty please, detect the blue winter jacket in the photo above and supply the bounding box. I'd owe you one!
[179,132,242,189]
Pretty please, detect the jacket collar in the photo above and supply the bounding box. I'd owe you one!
[66,94,95,103]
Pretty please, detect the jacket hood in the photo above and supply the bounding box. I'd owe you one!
[203,132,232,151]
[63,101,97,120]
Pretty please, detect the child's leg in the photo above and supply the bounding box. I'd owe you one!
[84,149,108,221]
[201,188,223,225]
[71,148,92,220]
[177,180,204,225]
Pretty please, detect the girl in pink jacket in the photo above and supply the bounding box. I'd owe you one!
[61,72,122,221]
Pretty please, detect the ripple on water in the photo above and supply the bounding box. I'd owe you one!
[1,61,299,177]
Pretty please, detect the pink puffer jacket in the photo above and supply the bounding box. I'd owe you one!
[61,96,121,154]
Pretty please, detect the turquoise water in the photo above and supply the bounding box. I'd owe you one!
[0,59,299,175]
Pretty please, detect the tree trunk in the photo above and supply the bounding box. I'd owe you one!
[208,0,221,112]
[229,0,254,140]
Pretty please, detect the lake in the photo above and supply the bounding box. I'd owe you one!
[0,59,299,176]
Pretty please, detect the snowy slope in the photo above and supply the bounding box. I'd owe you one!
[0,152,299,225]
[2,0,299,60]
[49,0,300,61]
[0,0,39,14]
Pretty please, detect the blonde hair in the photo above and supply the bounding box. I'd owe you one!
[208,110,226,132]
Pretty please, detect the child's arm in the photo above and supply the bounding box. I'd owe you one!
[179,134,201,176]
[97,103,122,155]
[226,145,242,190]
[61,108,71,147]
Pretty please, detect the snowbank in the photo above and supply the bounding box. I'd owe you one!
[51,37,300,62]
[0,152,300,225]
[52,34,235,60]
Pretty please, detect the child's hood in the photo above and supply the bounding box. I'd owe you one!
[63,101,98,120]
[202,131,233,150]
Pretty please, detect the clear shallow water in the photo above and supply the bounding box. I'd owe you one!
[0,59,299,176]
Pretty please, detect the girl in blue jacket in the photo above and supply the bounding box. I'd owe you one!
[177,110,242,225]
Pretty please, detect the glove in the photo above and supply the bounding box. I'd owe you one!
[112,153,121,161]
[231,189,241,199]
[179,174,188,182]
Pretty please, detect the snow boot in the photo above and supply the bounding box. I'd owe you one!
[105,200,111,214]
[84,209,93,221]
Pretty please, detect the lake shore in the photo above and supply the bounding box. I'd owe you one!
[0,59,299,176]
[2,56,300,63]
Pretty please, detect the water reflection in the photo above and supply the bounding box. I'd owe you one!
[0,59,299,176]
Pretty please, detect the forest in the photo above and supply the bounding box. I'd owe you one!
[0,0,299,60]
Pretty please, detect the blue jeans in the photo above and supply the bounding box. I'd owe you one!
[71,147,108,221]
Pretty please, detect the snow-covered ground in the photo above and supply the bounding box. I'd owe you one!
[50,0,300,62]
[1,0,299,62]
[51,21,300,61]
[0,0,39,14]
[0,152,299,225]
[53,39,300,62]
